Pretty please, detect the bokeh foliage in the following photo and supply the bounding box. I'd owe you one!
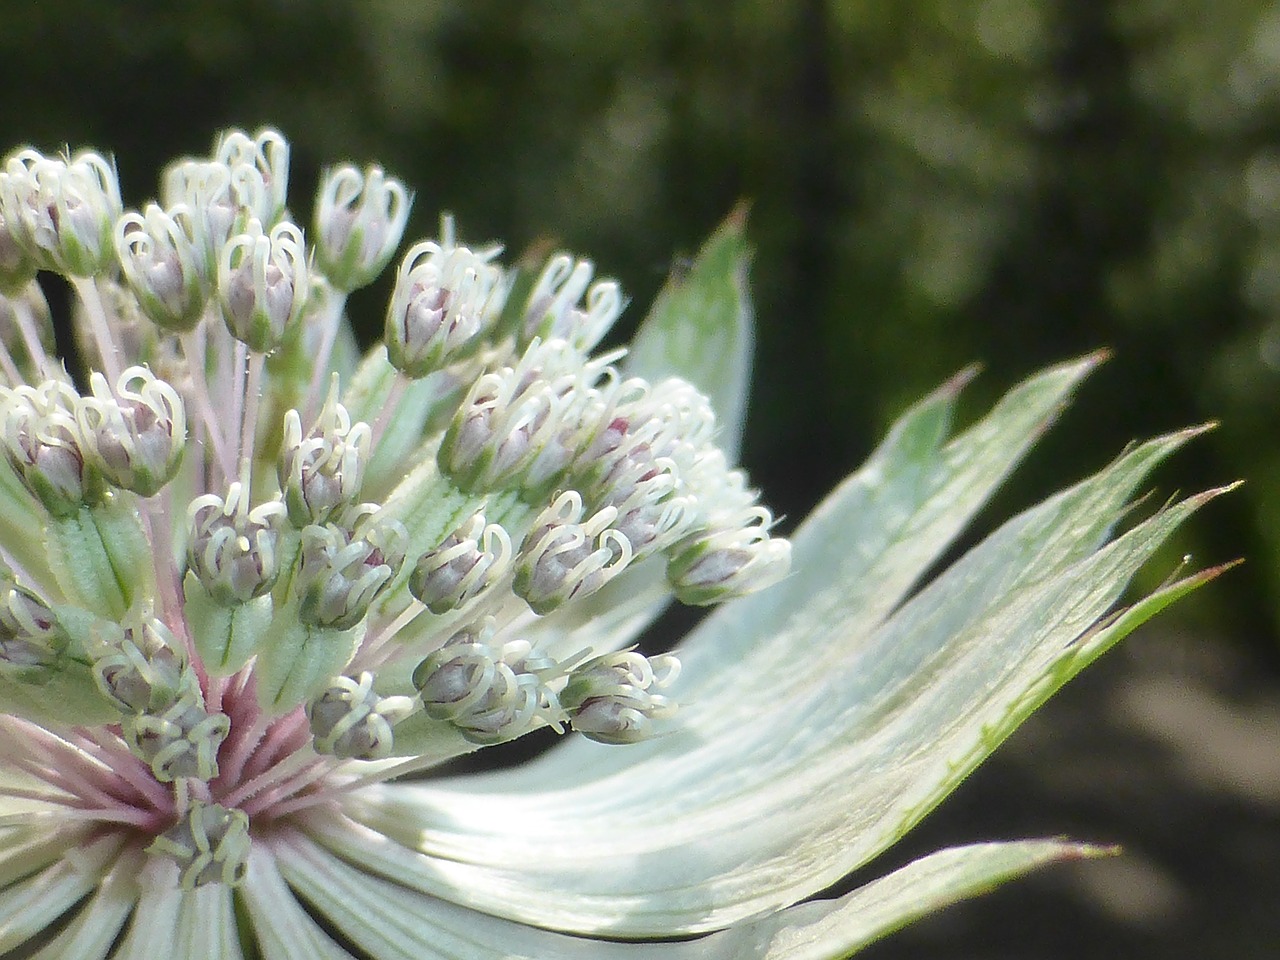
[0,0,1275,646]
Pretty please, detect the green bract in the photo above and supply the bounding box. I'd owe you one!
[0,129,1227,959]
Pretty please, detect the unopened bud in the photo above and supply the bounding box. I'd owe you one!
[91,613,193,713]
[307,671,415,760]
[147,800,250,889]
[561,650,680,744]
[667,507,791,606]
[122,690,230,782]
[115,203,209,332]
[315,164,411,292]
[77,366,186,497]
[384,233,506,378]
[295,507,406,630]
[213,127,290,228]
[408,511,513,614]
[0,581,67,681]
[520,253,623,352]
[0,379,104,517]
[187,481,289,606]
[217,218,308,353]
[0,147,122,277]
[514,491,633,614]
[279,379,371,527]
[412,627,562,745]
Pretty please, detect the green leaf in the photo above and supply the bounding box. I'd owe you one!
[280,825,1096,960]
[339,360,1223,937]
[625,208,754,460]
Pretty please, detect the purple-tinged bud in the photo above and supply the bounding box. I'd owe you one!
[520,253,623,352]
[77,366,186,497]
[561,650,680,744]
[307,671,415,760]
[0,379,104,517]
[90,613,193,714]
[187,482,289,606]
[115,203,209,332]
[315,164,412,292]
[0,579,67,681]
[122,690,230,782]
[146,800,250,890]
[411,626,563,745]
[384,232,506,378]
[161,160,238,276]
[514,491,633,614]
[667,502,791,606]
[214,127,291,228]
[408,511,513,614]
[0,147,122,277]
[295,507,407,630]
[279,380,371,527]
[217,218,309,353]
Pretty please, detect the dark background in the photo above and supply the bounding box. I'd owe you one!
[1,2,1276,956]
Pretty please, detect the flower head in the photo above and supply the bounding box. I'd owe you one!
[0,128,1226,959]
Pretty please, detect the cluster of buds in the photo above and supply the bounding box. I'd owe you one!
[91,612,229,783]
[412,622,566,745]
[0,366,188,512]
[0,128,796,893]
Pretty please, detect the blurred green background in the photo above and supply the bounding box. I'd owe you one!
[1,1,1277,957]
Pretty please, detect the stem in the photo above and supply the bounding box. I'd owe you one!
[181,328,235,482]
[304,291,350,422]
[8,282,54,379]
[239,351,265,465]
[69,276,123,386]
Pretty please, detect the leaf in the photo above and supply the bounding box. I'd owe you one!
[625,207,754,460]
[284,823,1096,960]
[338,362,1223,937]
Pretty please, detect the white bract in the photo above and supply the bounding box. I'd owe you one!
[0,130,1226,959]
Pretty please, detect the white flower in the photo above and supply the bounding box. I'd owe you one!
[0,128,1228,959]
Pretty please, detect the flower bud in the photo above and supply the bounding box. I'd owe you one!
[560,650,680,744]
[384,235,506,378]
[147,800,250,890]
[114,203,209,332]
[213,127,290,228]
[122,690,230,782]
[315,164,411,292]
[411,627,562,745]
[408,511,513,614]
[77,366,186,497]
[295,507,407,630]
[306,671,415,760]
[278,380,371,527]
[440,341,606,494]
[0,379,104,517]
[667,506,791,606]
[0,580,67,681]
[0,147,122,276]
[513,491,633,614]
[161,160,238,275]
[217,218,308,353]
[520,253,623,352]
[187,482,289,606]
[91,613,193,714]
